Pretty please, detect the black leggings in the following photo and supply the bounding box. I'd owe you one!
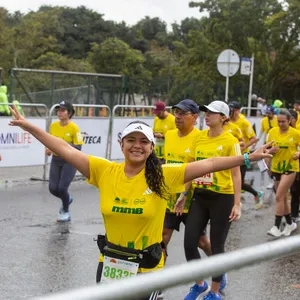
[49,156,77,212]
[184,189,234,283]
[96,262,158,300]
[240,165,258,197]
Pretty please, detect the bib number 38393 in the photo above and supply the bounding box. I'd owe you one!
[100,256,139,283]
[193,173,213,186]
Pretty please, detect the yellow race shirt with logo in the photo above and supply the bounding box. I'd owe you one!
[50,121,84,155]
[164,127,199,213]
[260,116,278,134]
[231,115,256,153]
[87,156,186,272]
[266,127,300,173]
[189,130,241,194]
[223,121,243,140]
[153,113,176,158]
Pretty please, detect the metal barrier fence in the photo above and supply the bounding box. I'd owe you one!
[33,235,300,300]
[2,103,267,181]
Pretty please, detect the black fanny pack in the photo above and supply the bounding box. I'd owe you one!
[95,234,162,269]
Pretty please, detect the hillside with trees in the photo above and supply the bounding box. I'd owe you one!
[0,0,299,105]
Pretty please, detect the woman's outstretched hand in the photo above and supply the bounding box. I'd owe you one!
[249,141,274,162]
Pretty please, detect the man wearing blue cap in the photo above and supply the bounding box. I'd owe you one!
[159,99,211,299]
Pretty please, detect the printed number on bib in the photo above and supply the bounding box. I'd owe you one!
[101,256,139,283]
[194,173,213,186]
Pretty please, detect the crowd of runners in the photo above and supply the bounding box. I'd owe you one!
[5,97,300,300]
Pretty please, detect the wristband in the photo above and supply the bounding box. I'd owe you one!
[243,153,251,169]
[182,191,189,196]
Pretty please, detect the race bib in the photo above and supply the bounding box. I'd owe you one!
[193,173,213,186]
[101,256,139,283]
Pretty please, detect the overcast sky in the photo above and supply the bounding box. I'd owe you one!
[3,0,203,28]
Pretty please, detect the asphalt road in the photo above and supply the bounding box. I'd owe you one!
[1,170,300,300]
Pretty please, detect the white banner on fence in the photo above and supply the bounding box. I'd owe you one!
[51,118,110,158]
[0,118,46,167]
[110,118,154,160]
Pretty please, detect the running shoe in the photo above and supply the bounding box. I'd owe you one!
[266,182,274,189]
[292,217,300,223]
[282,222,297,236]
[184,282,210,300]
[267,226,282,237]
[57,211,71,222]
[157,291,164,299]
[219,273,227,292]
[59,196,73,214]
[203,291,222,300]
[255,191,263,209]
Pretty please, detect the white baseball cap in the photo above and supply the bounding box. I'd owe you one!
[121,123,155,144]
[199,101,230,118]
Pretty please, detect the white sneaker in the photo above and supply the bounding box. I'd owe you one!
[267,226,282,237]
[282,222,297,236]
[292,217,300,223]
[267,183,274,189]
[57,211,71,222]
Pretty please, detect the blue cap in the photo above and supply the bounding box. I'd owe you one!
[266,106,275,114]
[228,101,241,109]
[172,99,199,114]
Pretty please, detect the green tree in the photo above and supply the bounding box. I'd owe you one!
[88,38,150,79]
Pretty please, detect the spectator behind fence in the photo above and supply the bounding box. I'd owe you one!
[0,85,10,116]
[12,100,25,116]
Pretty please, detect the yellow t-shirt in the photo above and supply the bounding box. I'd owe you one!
[87,156,186,272]
[189,130,241,194]
[260,116,278,134]
[231,115,256,153]
[223,121,243,140]
[50,121,84,156]
[266,127,300,173]
[153,113,176,158]
[164,127,199,213]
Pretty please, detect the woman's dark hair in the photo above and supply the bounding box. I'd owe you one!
[124,120,168,199]
[288,109,298,121]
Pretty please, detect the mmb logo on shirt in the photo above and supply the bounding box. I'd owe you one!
[112,206,143,214]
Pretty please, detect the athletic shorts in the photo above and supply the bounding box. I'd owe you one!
[164,210,206,236]
[271,171,295,181]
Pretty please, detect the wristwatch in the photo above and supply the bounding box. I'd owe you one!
[182,191,189,196]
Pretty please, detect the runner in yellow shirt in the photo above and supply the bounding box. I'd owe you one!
[266,109,300,237]
[183,101,241,300]
[288,109,300,223]
[293,101,300,127]
[8,104,272,300]
[256,106,278,144]
[163,100,211,288]
[229,101,263,209]
[153,101,176,162]
[46,101,84,222]
[253,105,278,189]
